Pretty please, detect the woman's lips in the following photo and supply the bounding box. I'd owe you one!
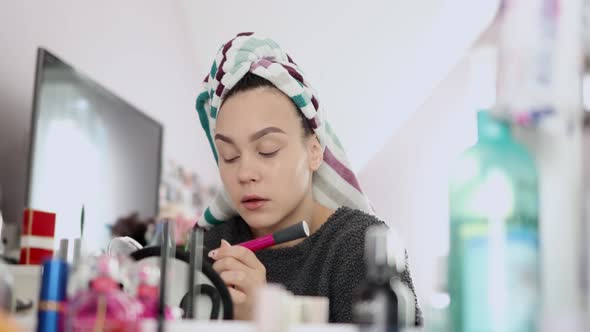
[242,199,268,210]
[241,195,269,211]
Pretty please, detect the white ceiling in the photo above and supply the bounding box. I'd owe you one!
[179,0,500,171]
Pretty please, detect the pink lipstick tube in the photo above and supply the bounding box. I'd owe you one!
[239,221,310,252]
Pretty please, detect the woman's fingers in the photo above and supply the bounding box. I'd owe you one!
[227,286,247,305]
[209,241,264,271]
[208,239,267,321]
[213,256,246,274]
[220,270,257,292]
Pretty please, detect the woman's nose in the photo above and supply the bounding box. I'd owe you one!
[237,156,261,183]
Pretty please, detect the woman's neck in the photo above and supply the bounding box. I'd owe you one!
[250,197,334,248]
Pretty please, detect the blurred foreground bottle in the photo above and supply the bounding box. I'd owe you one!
[353,226,399,332]
[449,111,540,332]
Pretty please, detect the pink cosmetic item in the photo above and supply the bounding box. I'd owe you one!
[68,255,142,332]
[135,265,174,320]
[238,221,310,252]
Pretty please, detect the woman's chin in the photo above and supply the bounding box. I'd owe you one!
[241,212,279,231]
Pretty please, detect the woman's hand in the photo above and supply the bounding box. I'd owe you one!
[208,239,267,320]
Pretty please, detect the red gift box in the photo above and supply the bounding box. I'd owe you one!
[19,209,56,265]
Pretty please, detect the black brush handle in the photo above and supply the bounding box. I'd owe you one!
[273,221,310,245]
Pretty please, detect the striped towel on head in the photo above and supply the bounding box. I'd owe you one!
[195,32,374,228]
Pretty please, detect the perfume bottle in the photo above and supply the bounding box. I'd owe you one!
[449,111,540,332]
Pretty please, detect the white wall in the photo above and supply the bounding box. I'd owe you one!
[358,57,478,304]
[179,0,500,172]
[0,0,217,246]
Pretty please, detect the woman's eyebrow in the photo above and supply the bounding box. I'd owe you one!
[215,127,286,145]
[249,127,286,142]
[214,133,234,144]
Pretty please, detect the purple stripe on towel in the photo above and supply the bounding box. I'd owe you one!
[215,37,238,82]
[281,64,304,84]
[251,58,273,71]
[215,82,225,97]
[323,147,362,192]
[311,96,319,110]
[287,54,297,65]
[309,117,319,129]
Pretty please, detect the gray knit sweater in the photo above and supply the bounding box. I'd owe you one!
[203,206,422,325]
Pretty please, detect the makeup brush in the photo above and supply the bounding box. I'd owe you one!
[238,221,310,252]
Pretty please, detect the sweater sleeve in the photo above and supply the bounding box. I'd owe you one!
[401,251,423,326]
[203,226,223,252]
[203,218,253,252]
[328,225,367,323]
[203,221,235,252]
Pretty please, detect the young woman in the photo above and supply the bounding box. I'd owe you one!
[196,33,421,324]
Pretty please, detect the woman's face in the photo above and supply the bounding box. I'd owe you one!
[215,87,322,231]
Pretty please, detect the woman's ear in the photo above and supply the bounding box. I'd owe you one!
[307,134,323,171]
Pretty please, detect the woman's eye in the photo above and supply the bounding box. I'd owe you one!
[223,156,239,163]
[259,150,279,158]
